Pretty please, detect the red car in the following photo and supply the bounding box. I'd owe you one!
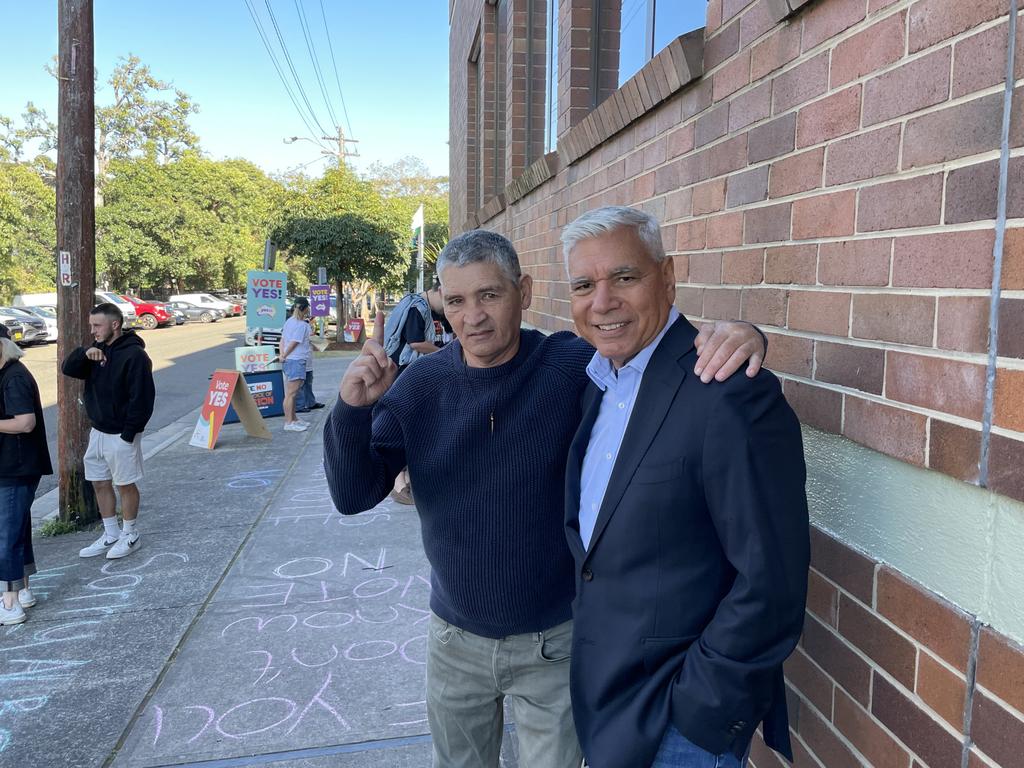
[122,295,174,330]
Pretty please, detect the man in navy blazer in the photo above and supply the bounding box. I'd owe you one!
[561,206,809,768]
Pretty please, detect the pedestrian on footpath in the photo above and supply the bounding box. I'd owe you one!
[297,309,326,415]
[324,229,768,768]
[0,328,52,625]
[62,303,155,560]
[280,297,313,432]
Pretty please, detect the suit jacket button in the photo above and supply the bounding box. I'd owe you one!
[581,568,593,581]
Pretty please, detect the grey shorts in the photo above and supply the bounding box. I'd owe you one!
[84,429,144,486]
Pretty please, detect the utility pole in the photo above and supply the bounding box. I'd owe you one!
[56,0,99,524]
[321,125,359,167]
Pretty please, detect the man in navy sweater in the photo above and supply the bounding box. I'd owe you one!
[323,230,766,767]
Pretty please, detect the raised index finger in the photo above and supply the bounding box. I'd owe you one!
[372,310,385,345]
[362,339,390,369]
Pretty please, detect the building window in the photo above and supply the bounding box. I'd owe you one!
[543,0,559,154]
[594,0,705,105]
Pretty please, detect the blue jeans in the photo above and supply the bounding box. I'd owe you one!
[298,369,315,410]
[0,479,39,592]
[650,724,749,768]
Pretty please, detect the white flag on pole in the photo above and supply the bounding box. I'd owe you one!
[411,203,424,233]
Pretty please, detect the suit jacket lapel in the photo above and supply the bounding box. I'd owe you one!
[584,318,698,558]
[566,382,602,561]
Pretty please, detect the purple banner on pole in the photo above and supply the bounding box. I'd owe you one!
[309,284,330,317]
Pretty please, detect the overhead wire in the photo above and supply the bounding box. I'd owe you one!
[317,0,354,139]
[241,0,330,151]
[262,0,332,137]
[284,154,331,174]
[294,0,339,132]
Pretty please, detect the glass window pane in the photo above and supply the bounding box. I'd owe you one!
[653,0,705,53]
[618,0,649,87]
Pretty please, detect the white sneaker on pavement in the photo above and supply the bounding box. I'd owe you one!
[0,601,26,625]
[283,421,309,432]
[106,531,142,559]
[18,588,36,608]
[79,534,119,558]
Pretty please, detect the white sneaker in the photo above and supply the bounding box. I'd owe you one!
[18,588,36,608]
[106,531,142,559]
[283,421,309,432]
[79,533,120,558]
[0,601,26,625]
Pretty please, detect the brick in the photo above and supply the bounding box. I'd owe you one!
[796,698,862,768]
[1005,227,1024,289]
[765,332,813,376]
[917,651,967,731]
[722,247,765,284]
[904,93,1006,170]
[833,688,912,768]
[667,124,695,158]
[707,212,745,248]
[689,251,724,284]
[744,202,792,243]
[872,673,964,768]
[818,238,891,286]
[893,230,995,288]
[726,166,770,208]
[801,0,866,52]
[999,298,1024,358]
[844,395,928,465]
[705,19,741,71]
[665,188,693,221]
[825,124,901,186]
[852,293,936,347]
[831,10,907,88]
[929,420,982,482]
[801,612,872,705]
[713,50,751,103]
[953,16,1024,98]
[676,219,707,251]
[729,81,772,133]
[796,85,862,149]
[707,0,724,35]
[773,52,830,114]
[858,174,944,232]
[989,433,1024,502]
[977,627,1024,715]
[937,296,990,354]
[769,148,824,198]
[749,112,797,163]
[995,369,1024,432]
[838,593,918,688]
[806,569,840,628]
[863,47,952,126]
[741,287,789,326]
[909,0,1008,54]
[654,159,682,195]
[748,731,788,768]
[739,0,778,47]
[676,285,705,317]
[792,191,856,240]
[671,255,690,283]
[809,527,876,605]
[633,171,656,200]
[784,379,842,432]
[706,134,749,178]
[887,351,986,421]
[945,159,1000,224]
[765,244,816,284]
[751,21,802,81]
[704,287,742,320]
[723,0,756,24]
[788,290,850,336]
[693,178,728,216]
[971,690,1024,768]
[868,0,901,12]
[815,341,885,394]
[876,567,974,671]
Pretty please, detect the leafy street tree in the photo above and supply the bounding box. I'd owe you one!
[0,162,56,302]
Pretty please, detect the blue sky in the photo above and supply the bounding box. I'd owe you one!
[0,1,451,177]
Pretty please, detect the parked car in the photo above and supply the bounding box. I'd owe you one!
[95,291,141,329]
[167,306,188,325]
[121,295,174,330]
[169,293,242,317]
[0,308,47,345]
[165,301,224,323]
[14,306,58,342]
[0,317,29,344]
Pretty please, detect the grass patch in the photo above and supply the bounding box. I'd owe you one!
[39,518,79,537]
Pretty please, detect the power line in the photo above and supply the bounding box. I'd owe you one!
[294,0,338,131]
[318,0,353,139]
[263,0,331,137]
[241,0,329,150]
[284,154,330,174]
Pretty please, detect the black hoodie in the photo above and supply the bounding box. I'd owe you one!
[62,330,155,442]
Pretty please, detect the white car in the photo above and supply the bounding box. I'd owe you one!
[13,291,140,329]
[12,306,57,342]
[169,293,242,317]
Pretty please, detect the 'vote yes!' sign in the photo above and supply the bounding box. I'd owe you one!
[246,270,287,329]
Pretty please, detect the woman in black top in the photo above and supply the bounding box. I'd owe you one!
[0,331,53,625]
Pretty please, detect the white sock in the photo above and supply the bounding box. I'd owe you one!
[123,519,138,536]
[102,517,121,541]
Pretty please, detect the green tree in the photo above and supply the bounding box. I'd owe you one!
[0,162,57,302]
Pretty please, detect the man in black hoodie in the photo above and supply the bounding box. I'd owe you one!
[62,303,155,559]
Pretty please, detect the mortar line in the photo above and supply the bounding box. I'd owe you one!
[100,426,323,768]
[979,0,1018,487]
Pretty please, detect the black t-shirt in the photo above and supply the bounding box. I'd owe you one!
[0,361,52,485]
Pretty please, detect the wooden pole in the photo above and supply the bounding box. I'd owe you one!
[56,0,98,524]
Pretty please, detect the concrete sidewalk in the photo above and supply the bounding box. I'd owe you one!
[1,354,519,768]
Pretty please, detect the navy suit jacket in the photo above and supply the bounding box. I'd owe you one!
[565,317,809,768]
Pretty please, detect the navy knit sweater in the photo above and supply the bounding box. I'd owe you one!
[324,329,593,638]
